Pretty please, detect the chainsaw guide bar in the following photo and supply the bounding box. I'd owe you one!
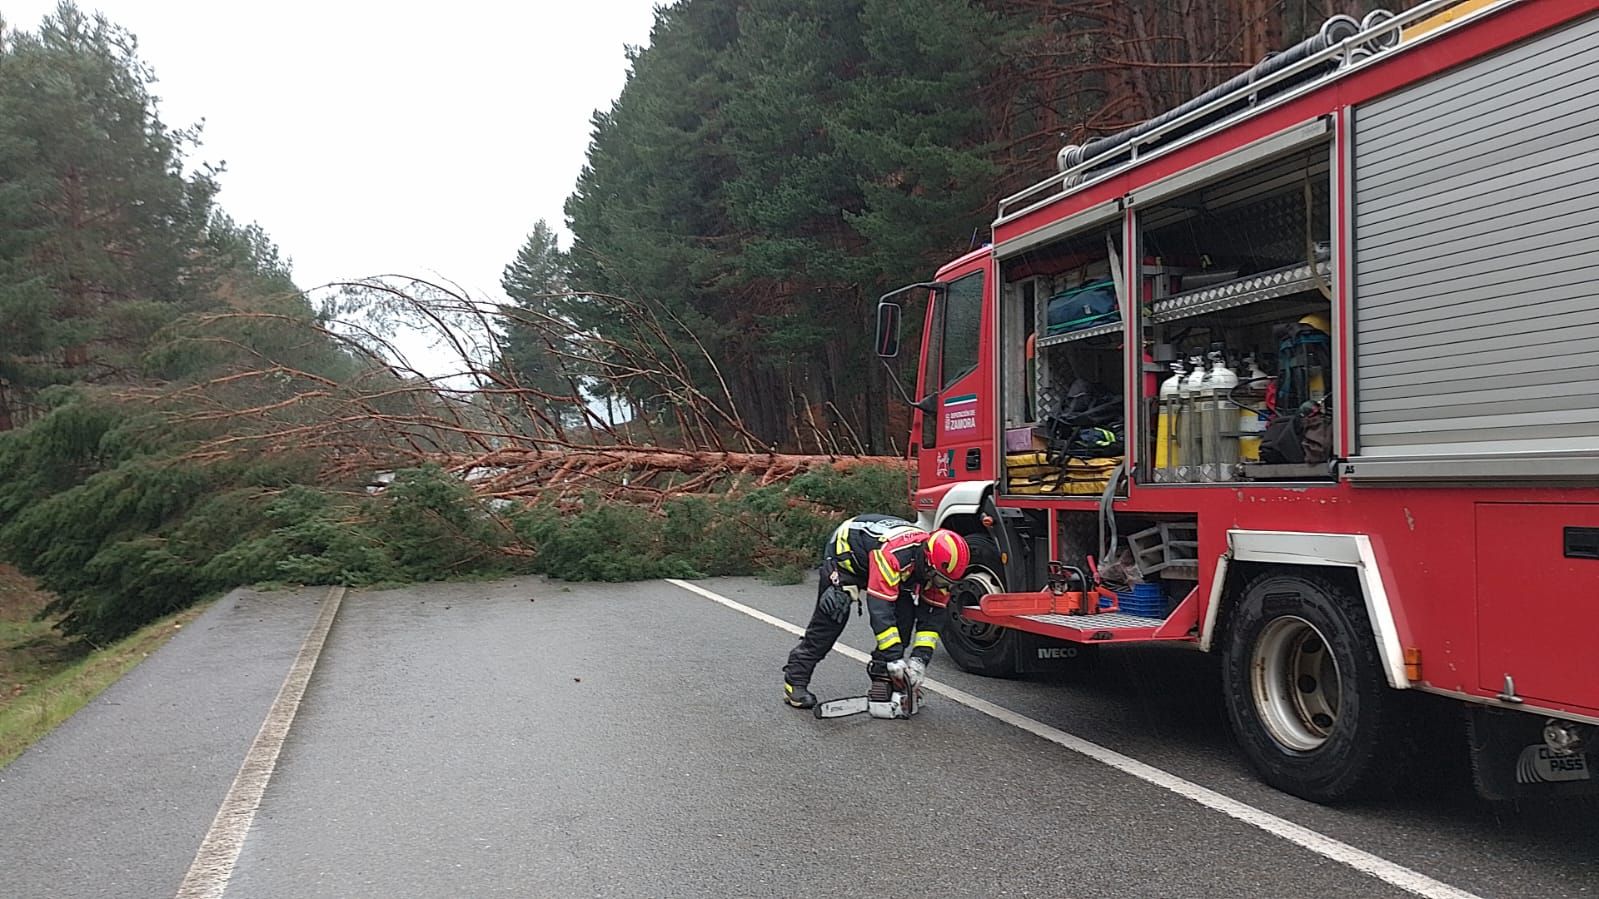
[814,696,869,719]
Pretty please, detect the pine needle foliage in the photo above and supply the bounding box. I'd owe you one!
[515,462,910,582]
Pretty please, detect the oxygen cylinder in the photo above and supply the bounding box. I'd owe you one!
[1155,361,1185,476]
[1238,354,1268,462]
[1203,351,1239,479]
[1193,353,1220,469]
[1247,354,1268,384]
[1179,354,1207,481]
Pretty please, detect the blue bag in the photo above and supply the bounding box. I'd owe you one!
[1046,280,1119,334]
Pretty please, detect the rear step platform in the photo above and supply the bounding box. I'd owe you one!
[959,590,1201,644]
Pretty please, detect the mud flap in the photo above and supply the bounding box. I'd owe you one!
[1469,708,1599,801]
[1014,631,1094,675]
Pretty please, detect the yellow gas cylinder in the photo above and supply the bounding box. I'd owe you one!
[1238,354,1269,462]
[1155,362,1185,472]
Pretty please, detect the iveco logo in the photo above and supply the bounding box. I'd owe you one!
[1037,647,1078,659]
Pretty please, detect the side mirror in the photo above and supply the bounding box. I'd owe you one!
[874,280,945,408]
[874,280,945,359]
[875,302,902,358]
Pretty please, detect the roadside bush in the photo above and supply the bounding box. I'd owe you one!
[200,486,401,588]
[205,468,527,589]
[514,462,911,583]
[374,466,514,580]
[3,461,214,600]
[663,491,769,576]
[73,538,204,644]
[786,463,909,517]
[0,392,151,519]
[516,497,700,581]
[0,399,533,640]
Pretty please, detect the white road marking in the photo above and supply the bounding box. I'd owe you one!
[175,586,346,899]
[667,578,1483,899]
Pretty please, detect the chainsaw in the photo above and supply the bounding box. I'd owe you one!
[814,658,926,719]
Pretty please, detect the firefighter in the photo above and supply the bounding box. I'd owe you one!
[782,514,971,714]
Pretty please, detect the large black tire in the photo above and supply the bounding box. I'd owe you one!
[1222,570,1410,803]
[941,534,1024,678]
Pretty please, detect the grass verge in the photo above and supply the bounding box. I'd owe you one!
[0,565,210,769]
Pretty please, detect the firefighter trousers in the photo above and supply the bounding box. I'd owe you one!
[865,584,945,666]
[782,563,944,688]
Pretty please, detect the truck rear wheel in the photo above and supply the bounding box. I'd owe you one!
[942,534,1023,678]
[1222,570,1409,802]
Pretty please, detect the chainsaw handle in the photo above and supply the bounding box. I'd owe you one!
[1045,560,1089,594]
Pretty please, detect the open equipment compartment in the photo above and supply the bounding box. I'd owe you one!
[1134,138,1337,484]
[998,223,1130,498]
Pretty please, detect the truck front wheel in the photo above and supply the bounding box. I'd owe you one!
[940,531,1016,671]
[941,533,1096,677]
[942,534,1023,678]
[1222,570,1409,803]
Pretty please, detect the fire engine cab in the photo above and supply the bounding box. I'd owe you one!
[875,0,1599,802]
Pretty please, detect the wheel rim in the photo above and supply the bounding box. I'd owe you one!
[1250,616,1341,752]
[946,569,1004,648]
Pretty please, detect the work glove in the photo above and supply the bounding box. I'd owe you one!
[818,586,853,624]
[905,657,927,690]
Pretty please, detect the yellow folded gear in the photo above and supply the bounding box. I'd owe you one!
[1005,452,1119,468]
[1006,466,1055,480]
[1009,479,1110,496]
[1006,453,1123,496]
[1004,454,1119,470]
[1004,451,1119,492]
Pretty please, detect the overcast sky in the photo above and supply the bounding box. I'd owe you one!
[2,0,662,302]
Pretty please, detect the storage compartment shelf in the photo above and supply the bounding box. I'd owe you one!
[1035,320,1123,349]
[1237,462,1334,481]
[1150,260,1331,323]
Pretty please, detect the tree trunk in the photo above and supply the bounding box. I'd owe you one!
[0,380,14,432]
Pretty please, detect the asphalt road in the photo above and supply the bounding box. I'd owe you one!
[3,575,1596,898]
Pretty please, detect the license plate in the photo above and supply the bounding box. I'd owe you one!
[1517,746,1591,784]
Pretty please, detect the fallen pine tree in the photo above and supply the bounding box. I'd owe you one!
[0,280,914,643]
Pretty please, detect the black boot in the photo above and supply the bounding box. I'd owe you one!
[784,681,816,709]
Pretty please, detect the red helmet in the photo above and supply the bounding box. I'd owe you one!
[925,529,970,582]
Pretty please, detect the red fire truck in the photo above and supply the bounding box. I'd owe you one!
[874,0,1598,802]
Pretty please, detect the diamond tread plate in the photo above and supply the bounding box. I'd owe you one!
[1150,260,1332,322]
[1022,611,1167,628]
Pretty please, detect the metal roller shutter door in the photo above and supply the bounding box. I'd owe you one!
[1351,13,1599,462]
